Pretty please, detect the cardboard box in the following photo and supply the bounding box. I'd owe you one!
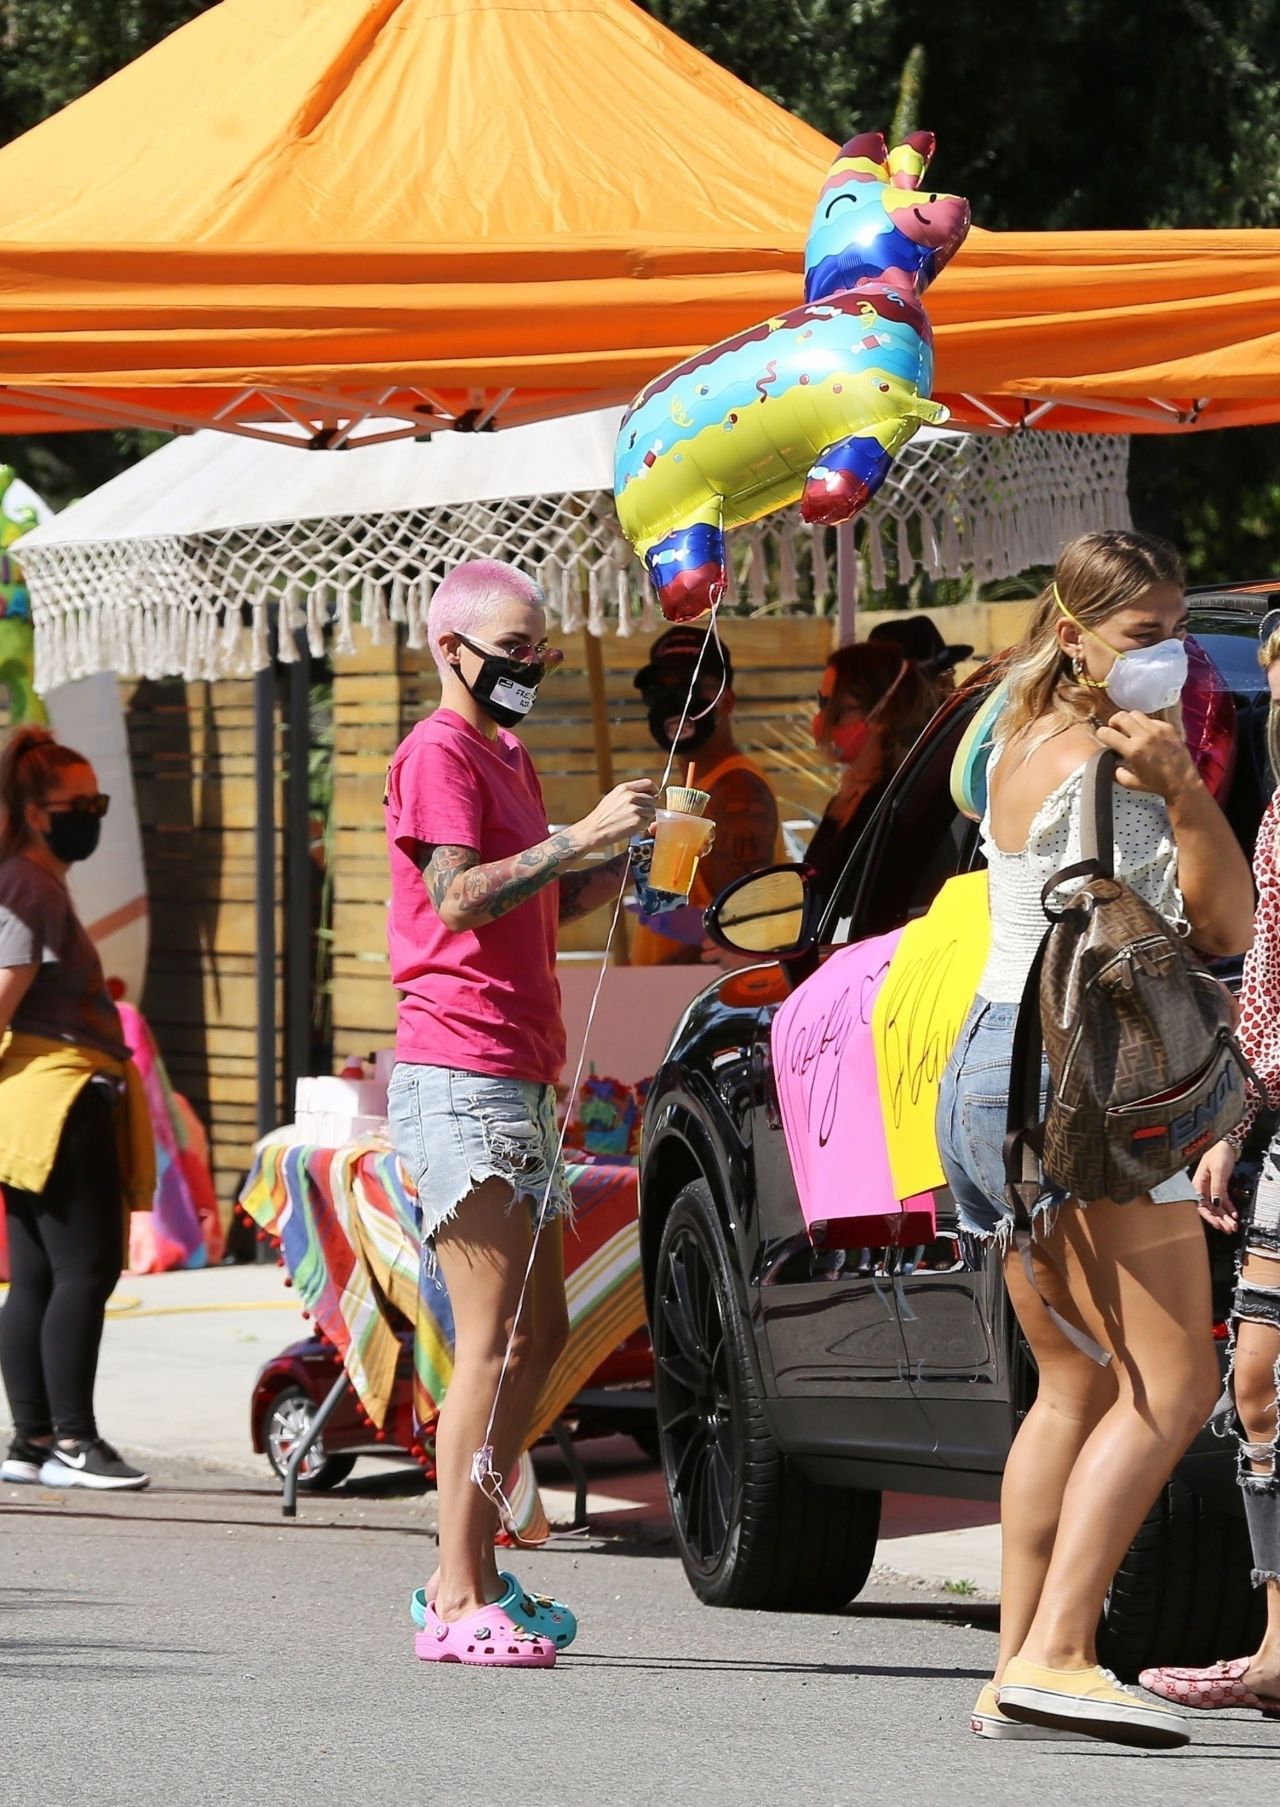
[295,1075,388,1119]
[295,1110,388,1146]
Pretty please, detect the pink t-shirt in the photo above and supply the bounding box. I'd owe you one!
[384,709,565,1084]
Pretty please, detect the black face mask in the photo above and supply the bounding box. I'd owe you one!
[42,812,101,865]
[457,646,546,730]
[644,685,717,755]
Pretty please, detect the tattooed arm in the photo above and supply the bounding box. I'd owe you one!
[698,767,779,898]
[414,780,656,932]
[556,851,633,923]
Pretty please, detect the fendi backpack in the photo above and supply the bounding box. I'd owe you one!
[1004,750,1250,1211]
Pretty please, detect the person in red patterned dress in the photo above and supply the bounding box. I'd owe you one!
[1142,610,1280,1720]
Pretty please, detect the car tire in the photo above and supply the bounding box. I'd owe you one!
[653,1179,881,1611]
[1098,1476,1264,1679]
[262,1385,357,1493]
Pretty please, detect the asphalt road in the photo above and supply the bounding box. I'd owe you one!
[3,1459,1277,1807]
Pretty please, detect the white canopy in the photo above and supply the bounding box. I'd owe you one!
[17,412,1131,690]
[18,409,624,547]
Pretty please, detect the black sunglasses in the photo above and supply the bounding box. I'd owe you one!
[46,793,111,819]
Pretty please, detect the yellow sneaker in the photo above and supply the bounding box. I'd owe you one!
[997,1658,1192,1749]
[971,1681,1090,1741]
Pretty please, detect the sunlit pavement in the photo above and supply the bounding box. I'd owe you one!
[3,1268,1273,1801]
[3,1458,1272,1806]
[3,1262,1001,1592]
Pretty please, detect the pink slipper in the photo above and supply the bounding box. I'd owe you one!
[414,1600,556,1667]
[1139,1657,1280,1717]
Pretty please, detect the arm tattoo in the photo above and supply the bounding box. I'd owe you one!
[419,831,582,927]
[557,851,630,922]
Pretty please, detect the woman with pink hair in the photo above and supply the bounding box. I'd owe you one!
[385,558,654,1667]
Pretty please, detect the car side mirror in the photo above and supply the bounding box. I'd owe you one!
[704,863,817,960]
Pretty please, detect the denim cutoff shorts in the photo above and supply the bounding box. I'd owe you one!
[387,1064,572,1244]
[937,998,1197,1248]
[1244,1134,1280,1263]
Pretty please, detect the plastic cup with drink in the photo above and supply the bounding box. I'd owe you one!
[647,779,714,899]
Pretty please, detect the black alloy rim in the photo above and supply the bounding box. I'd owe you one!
[654,1225,738,1573]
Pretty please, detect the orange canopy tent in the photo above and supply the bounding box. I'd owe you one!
[0,0,1278,446]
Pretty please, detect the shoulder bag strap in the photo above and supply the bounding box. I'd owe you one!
[1078,748,1118,877]
[1002,926,1049,1228]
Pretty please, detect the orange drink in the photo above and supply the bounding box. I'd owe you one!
[648,807,714,897]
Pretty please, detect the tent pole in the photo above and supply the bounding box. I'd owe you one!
[254,662,278,1143]
[581,621,629,966]
[285,630,311,1103]
[836,522,858,645]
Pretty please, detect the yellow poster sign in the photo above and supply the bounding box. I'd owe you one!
[872,870,991,1199]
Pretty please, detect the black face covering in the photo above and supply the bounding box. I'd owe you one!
[42,812,101,865]
[457,647,545,730]
[644,684,717,755]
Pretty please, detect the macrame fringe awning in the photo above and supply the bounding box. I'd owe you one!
[23,430,1130,690]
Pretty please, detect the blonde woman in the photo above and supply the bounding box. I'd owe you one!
[936,530,1254,1746]
[1141,612,1280,1722]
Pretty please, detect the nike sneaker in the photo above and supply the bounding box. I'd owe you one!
[39,1438,151,1491]
[2,1436,54,1484]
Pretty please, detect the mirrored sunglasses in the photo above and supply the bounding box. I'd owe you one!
[46,792,111,819]
[460,633,564,672]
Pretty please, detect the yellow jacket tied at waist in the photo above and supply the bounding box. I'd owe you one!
[0,1031,155,1211]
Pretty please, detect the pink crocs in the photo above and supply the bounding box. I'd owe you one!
[414,1600,557,1667]
[1139,1656,1280,1717]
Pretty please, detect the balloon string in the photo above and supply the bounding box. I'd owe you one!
[471,600,723,1534]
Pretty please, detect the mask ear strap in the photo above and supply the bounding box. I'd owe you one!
[1053,582,1114,690]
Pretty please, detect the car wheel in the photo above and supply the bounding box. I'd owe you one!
[263,1385,357,1493]
[653,1179,881,1610]
[1098,1476,1264,1679]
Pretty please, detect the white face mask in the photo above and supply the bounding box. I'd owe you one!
[1101,635,1189,713]
[1054,584,1189,714]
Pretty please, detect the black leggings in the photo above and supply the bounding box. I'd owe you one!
[0,1081,123,1441]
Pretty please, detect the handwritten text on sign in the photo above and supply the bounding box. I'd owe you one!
[872,870,991,1200]
[771,930,933,1247]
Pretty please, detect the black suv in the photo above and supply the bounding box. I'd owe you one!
[638,585,1278,1677]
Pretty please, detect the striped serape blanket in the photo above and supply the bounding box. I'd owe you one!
[239,1133,644,1536]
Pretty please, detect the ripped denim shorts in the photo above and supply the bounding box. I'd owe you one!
[936,998,1197,1249]
[387,1064,572,1245]
[1244,1140,1280,1262]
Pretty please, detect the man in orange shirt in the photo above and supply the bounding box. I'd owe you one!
[629,626,780,965]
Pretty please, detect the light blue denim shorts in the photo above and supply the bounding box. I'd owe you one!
[387,1064,572,1244]
[937,998,1197,1249]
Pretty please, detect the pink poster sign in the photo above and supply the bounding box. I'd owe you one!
[771,932,936,1248]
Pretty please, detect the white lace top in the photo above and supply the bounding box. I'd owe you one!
[978,740,1188,1004]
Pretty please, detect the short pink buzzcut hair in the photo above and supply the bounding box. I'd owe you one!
[427,558,546,674]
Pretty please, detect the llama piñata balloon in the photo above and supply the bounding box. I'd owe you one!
[614,132,970,622]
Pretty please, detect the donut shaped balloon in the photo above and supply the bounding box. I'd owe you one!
[614,132,970,622]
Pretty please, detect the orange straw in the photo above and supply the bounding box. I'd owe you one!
[685,760,695,789]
